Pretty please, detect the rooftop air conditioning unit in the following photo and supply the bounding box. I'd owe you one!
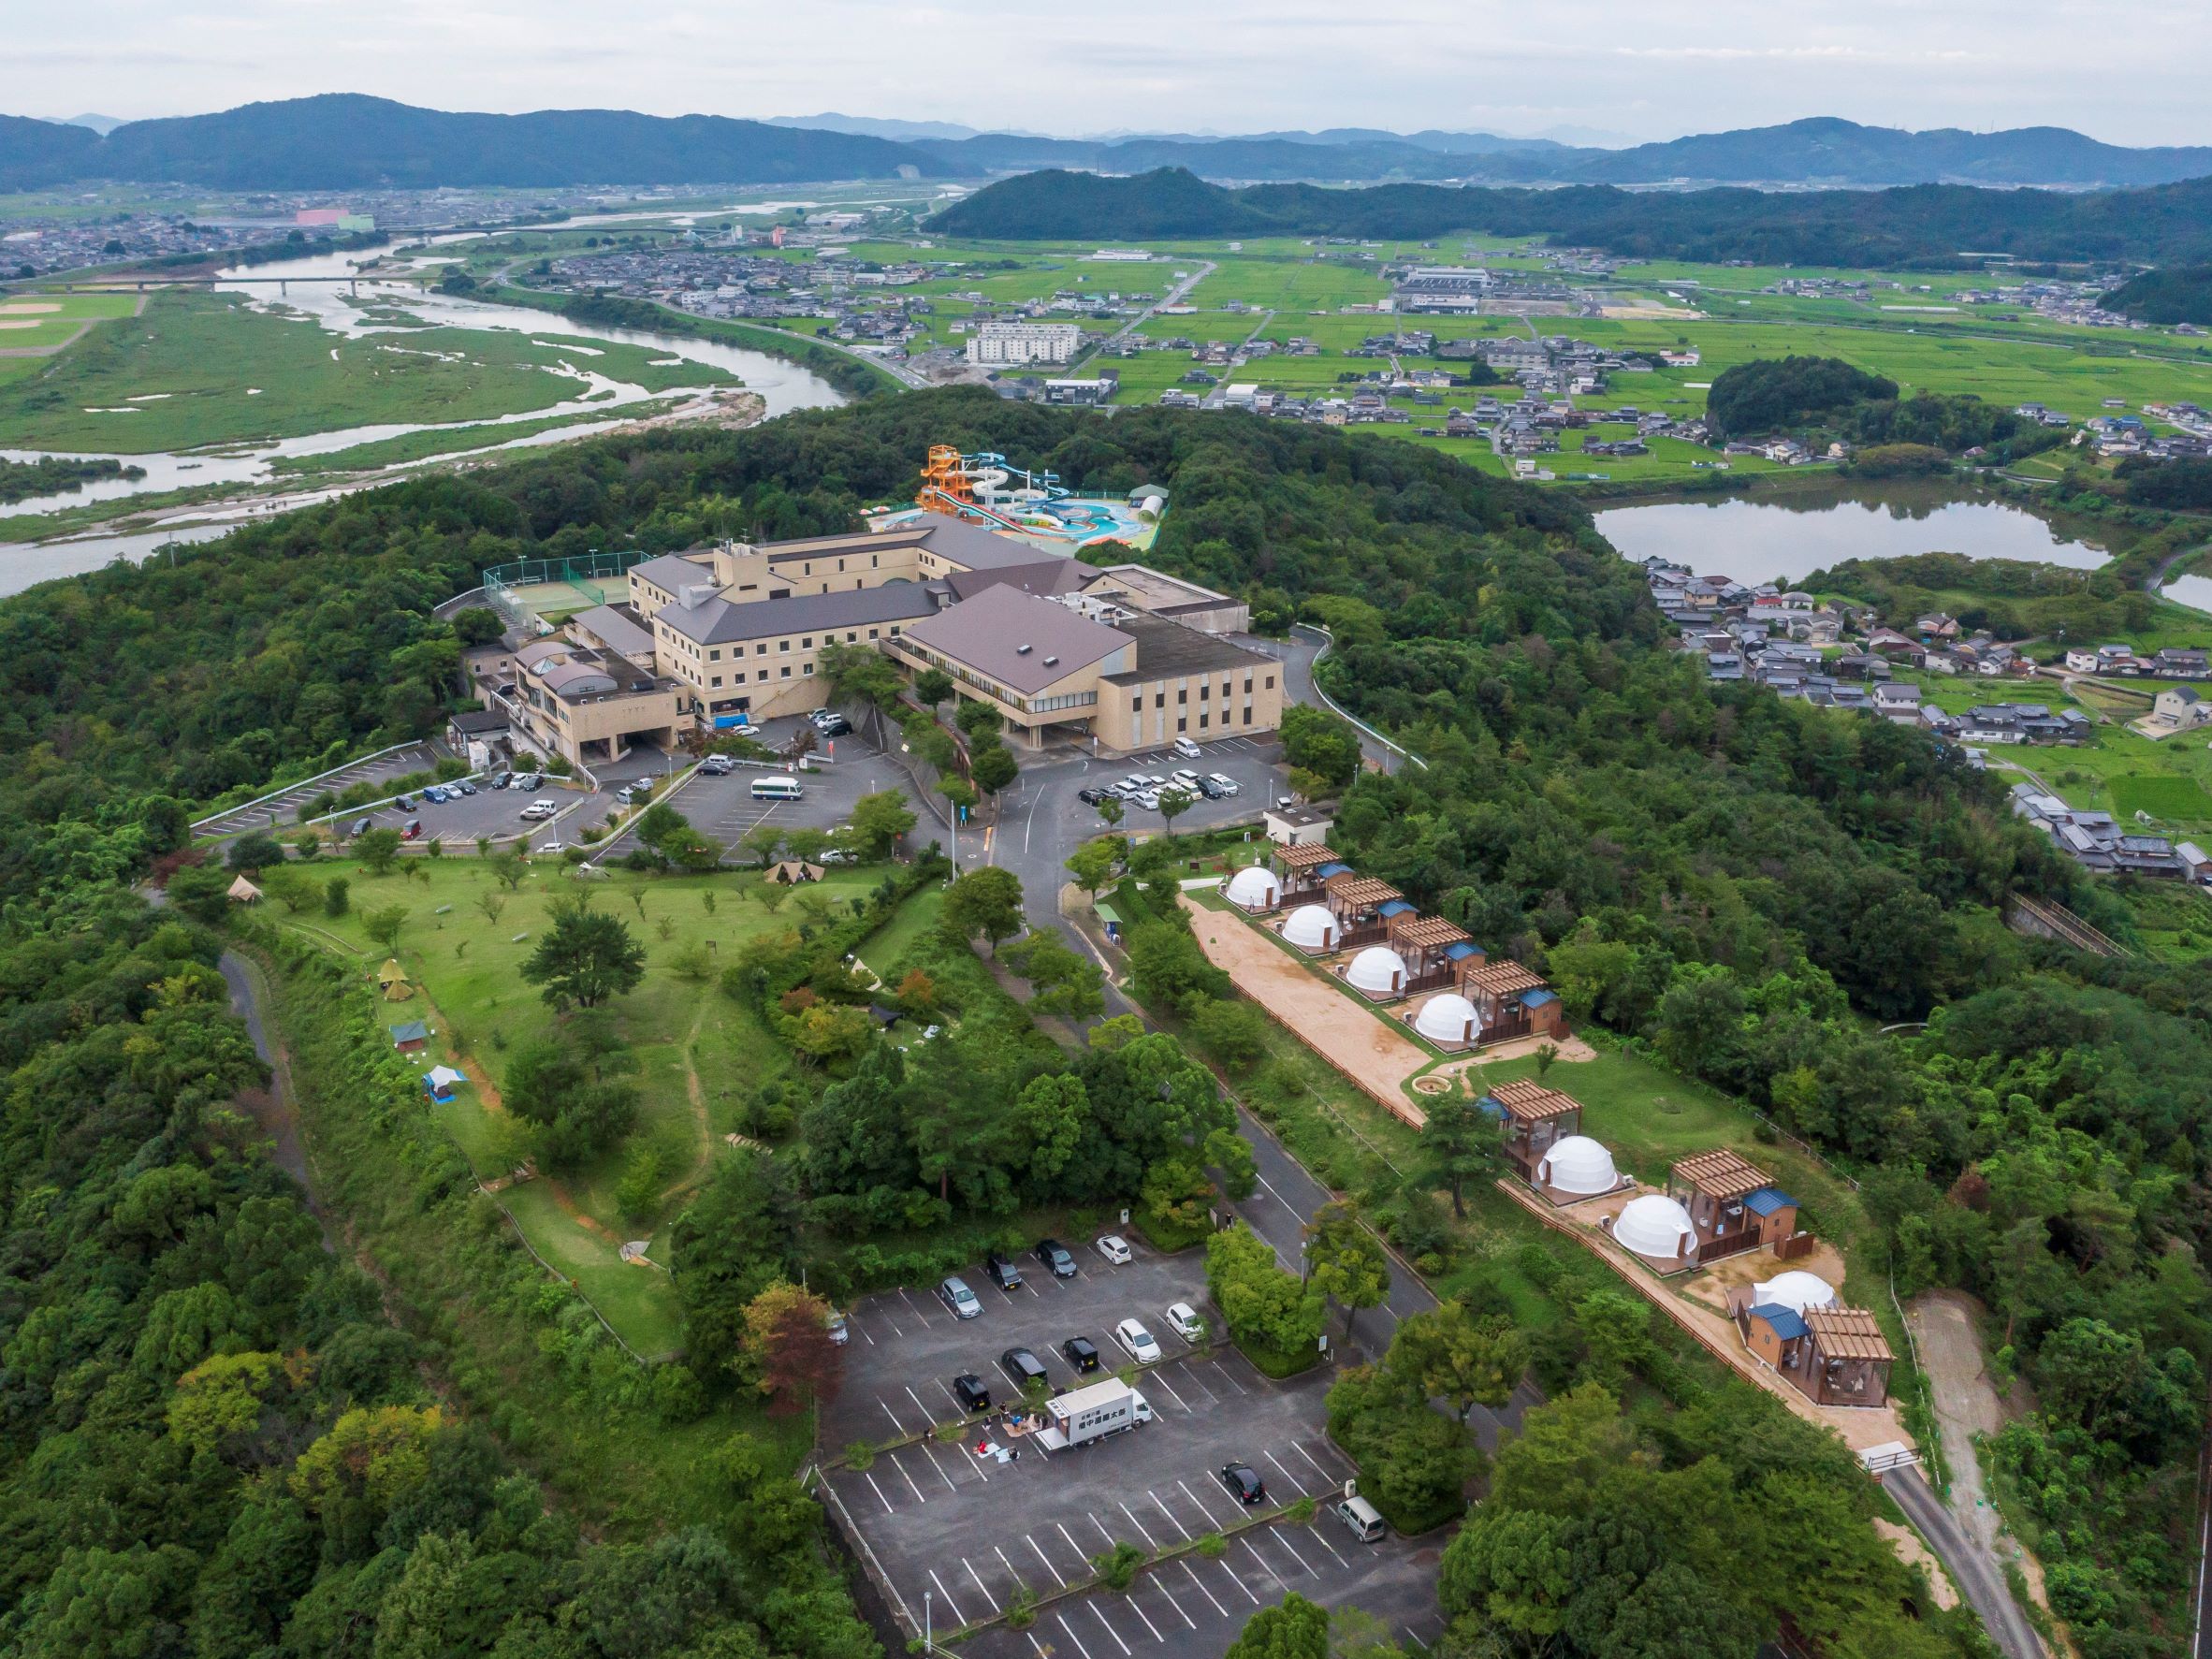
[1043,656,1059,667]
[1016,644,1033,654]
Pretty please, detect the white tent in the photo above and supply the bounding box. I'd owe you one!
[424,1065,468,1092]
[1225,866,1282,910]
[1345,946,1408,997]
[1536,1135,1620,1196]
[1413,992,1477,1045]
[1281,904,1337,951]
[1752,1271,1837,1314]
[1612,1193,1696,1260]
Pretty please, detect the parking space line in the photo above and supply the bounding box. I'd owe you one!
[1178,1478,1232,1529]
[898,1288,932,1324]
[926,1571,968,1627]
[1087,1512,1118,1550]
[864,1473,895,1516]
[1150,1575,1198,1631]
[1149,1372,1192,1412]
[1028,1635,1052,1659]
[1215,1556,1260,1606]
[1027,1535,1068,1588]
[1293,1443,1336,1481]
[905,1386,939,1429]
[1149,1492,1192,1540]
[1055,1612,1096,1659]
[1238,1535,1292,1592]
[1057,1521,1088,1564]
[1304,1525,1348,1569]
[1179,1560,1230,1617]
[1214,1366,1249,1397]
[1117,1501,1160,1550]
[1124,1594,1164,1644]
[888,1451,926,1505]
[963,1558,994,1605]
[1175,1366,1220,1404]
[1261,1449,1305,1495]
[1272,1531,1318,1578]
[937,1377,967,1413]
[1087,1601,1133,1656]
[879,1400,906,1435]
[916,1440,958,1492]
[997,1544,1033,1592]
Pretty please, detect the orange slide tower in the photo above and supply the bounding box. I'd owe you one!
[918,445,978,514]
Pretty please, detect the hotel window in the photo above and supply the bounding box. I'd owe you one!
[890,626,901,637]
[709,648,720,661]
[780,666,792,678]
[868,629,880,640]
[1177,718,1187,733]
[802,637,812,648]
[1265,675,1274,690]
[846,632,857,642]
[710,676,722,688]
[1199,713,1209,729]
[1154,692,1165,708]
[804,663,814,676]
[1244,707,1254,724]
[1130,697,1141,713]
[779,640,791,653]
[1220,681,1230,699]
[1243,677,1253,693]
[1198,684,1209,700]
[756,643,767,656]
[757,670,769,682]
[1177,689,1187,705]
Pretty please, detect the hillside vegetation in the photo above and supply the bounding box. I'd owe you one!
[2103,262,2212,325]
[931,166,2212,267]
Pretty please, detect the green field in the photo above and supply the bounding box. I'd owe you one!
[2111,773,2212,822]
[0,289,141,351]
[0,289,732,453]
[277,853,880,1355]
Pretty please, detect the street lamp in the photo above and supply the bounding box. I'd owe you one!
[924,1591,933,1655]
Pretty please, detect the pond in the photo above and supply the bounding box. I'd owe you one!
[1593,480,2118,587]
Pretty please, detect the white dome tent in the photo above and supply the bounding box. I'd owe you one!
[1280,905,1337,952]
[1412,993,1478,1046]
[1752,1271,1837,1314]
[1536,1135,1620,1196]
[1611,1193,1696,1262]
[1224,866,1282,911]
[1344,945,1409,997]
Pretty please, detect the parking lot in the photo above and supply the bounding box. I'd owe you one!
[330,751,671,852]
[196,741,451,840]
[819,1233,1448,1659]
[591,731,902,862]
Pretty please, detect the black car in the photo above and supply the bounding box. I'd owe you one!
[1034,1239,1077,1278]
[491,771,514,790]
[1197,778,1226,800]
[457,780,478,796]
[984,1250,1024,1291]
[1218,1463,1266,1506]
[817,715,851,737]
[1077,786,1107,807]
[394,795,415,811]
[953,1374,992,1413]
[1062,1337,1101,1375]
[999,1347,1049,1390]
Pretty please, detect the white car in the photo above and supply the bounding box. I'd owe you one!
[1207,774,1239,794]
[1170,768,1201,785]
[826,1310,850,1346]
[1164,1302,1205,1343]
[535,839,564,855]
[1135,791,1160,811]
[1096,1234,1133,1266]
[1114,1317,1161,1363]
[1172,737,1202,760]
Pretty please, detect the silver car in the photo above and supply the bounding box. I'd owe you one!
[937,1275,982,1319]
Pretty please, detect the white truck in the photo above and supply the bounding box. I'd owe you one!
[1036,1378,1153,1450]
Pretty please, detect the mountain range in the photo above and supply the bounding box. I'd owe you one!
[929,166,2212,269]
[0,98,2207,193]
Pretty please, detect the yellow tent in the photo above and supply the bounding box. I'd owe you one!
[377,958,414,1001]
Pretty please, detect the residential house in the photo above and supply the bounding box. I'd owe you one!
[2152,686,2212,730]
[2154,648,2211,680]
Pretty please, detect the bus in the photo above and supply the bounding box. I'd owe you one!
[749,775,804,802]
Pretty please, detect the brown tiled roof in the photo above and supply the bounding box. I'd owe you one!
[1460,959,1547,997]
[1805,1307,1893,1363]
[1485,1078,1581,1123]
[1277,842,1339,869]
[1323,874,1400,907]
[1672,1148,1768,1201]
[1390,915,1471,950]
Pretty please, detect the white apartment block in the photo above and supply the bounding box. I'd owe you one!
[967,321,1083,367]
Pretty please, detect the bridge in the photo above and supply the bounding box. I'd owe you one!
[17,275,392,297]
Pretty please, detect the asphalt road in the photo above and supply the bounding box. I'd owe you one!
[1885,1468,2045,1659]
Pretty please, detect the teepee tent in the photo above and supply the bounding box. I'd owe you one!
[377,959,414,1001]
[227,875,263,904]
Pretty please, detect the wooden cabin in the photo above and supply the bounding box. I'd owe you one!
[1456,958,1565,1046]
[1477,1078,1583,1185]
[1322,873,1402,950]
[1668,1149,1777,1264]
[1739,1303,1893,1407]
[1387,914,1472,993]
[1273,841,1340,906]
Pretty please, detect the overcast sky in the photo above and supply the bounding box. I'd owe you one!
[22,0,2210,147]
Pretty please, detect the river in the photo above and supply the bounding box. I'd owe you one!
[0,241,847,593]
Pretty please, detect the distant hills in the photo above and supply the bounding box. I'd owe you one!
[0,95,975,191]
[2102,264,2212,325]
[930,167,2212,269]
[0,98,2206,193]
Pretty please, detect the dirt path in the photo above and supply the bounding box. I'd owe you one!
[657,999,717,1206]
[1182,896,1433,1124]
[1907,1290,2059,1634]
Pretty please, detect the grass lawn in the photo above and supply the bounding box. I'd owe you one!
[0,289,732,453]
[0,289,140,351]
[2112,774,2212,822]
[274,854,879,1355]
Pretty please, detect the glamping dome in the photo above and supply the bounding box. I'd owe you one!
[1345,946,1408,996]
[1225,866,1282,910]
[1413,993,1478,1045]
[1612,1193,1696,1261]
[1752,1271,1837,1314]
[1281,905,1337,951]
[1536,1135,1619,1196]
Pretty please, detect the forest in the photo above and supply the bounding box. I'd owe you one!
[1706,356,2066,462]
[0,387,2204,1656]
[929,166,2212,267]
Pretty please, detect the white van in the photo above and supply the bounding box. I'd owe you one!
[1333,1494,1386,1543]
[1172,736,1202,760]
[749,775,804,802]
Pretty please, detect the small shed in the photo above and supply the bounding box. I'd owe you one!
[1801,1307,1895,1406]
[768,860,825,885]
[226,875,263,905]
[389,1019,431,1055]
[1263,803,1336,847]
